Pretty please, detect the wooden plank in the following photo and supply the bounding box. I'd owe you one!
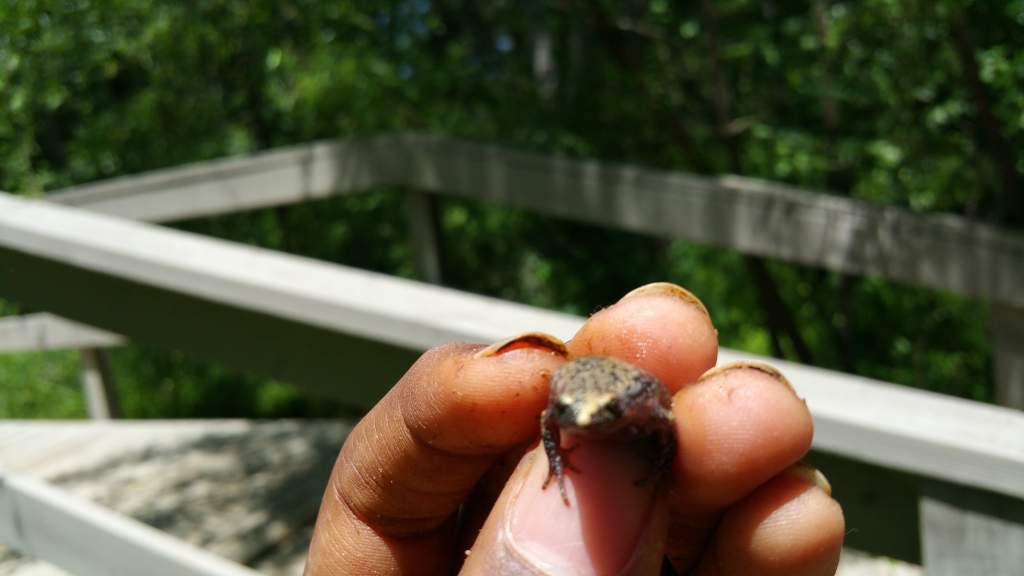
[413,137,1024,310]
[805,452,922,563]
[0,314,123,353]
[0,191,578,404]
[43,133,1024,310]
[992,302,1024,409]
[0,420,258,477]
[728,349,1024,502]
[46,139,401,223]
[404,189,444,284]
[1,421,349,570]
[42,134,1024,408]
[0,422,923,576]
[78,349,119,419]
[920,481,1024,575]
[1,193,1023,500]
[0,473,259,576]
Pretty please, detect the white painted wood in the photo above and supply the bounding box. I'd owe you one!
[0,421,921,576]
[404,189,444,284]
[1,192,1022,500]
[0,314,123,353]
[40,133,1024,407]
[44,133,1024,310]
[920,483,1024,576]
[47,139,395,222]
[78,349,118,419]
[720,348,1024,501]
[0,420,350,574]
[0,420,261,478]
[0,191,582,358]
[992,302,1024,409]
[838,549,921,576]
[410,137,1024,310]
[0,472,259,576]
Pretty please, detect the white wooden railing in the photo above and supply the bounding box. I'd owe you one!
[33,133,1024,409]
[1,135,1024,574]
[0,472,260,576]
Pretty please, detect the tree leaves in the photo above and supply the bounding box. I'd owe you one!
[1,0,1013,416]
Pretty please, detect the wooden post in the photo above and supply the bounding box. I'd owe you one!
[79,348,119,419]
[404,189,444,285]
[920,481,1024,575]
[992,303,1024,409]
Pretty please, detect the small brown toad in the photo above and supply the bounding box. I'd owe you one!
[541,356,676,505]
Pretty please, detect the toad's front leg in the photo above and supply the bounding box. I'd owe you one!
[541,409,572,505]
[633,425,677,487]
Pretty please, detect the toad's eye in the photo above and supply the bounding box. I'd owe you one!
[555,395,575,418]
[602,401,623,420]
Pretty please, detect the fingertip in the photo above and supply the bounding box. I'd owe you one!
[619,282,711,320]
[672,363,813,512]
[402,335,567,454]
[568,283,718,391]
[703,466,845,576]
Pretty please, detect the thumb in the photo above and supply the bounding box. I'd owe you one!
[460,441,670,575]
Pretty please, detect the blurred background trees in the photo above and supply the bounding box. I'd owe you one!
[2,0,1020,418]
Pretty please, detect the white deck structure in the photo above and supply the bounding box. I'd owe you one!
[39,134,1024,408]
[1,135,1023,574]
[0,421,920,576]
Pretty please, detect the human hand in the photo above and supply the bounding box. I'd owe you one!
[305,282,844,575]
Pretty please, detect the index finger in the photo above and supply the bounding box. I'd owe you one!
[305,335,567,576]
[567,282,719,387]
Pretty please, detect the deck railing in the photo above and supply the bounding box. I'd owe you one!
[0,471,260,576]
[2,135,1024,574]
[38,134,1024,409]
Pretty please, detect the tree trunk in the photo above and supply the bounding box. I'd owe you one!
[702,0,814,364]
[949,9,1022,226]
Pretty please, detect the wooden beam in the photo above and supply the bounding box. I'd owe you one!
[1,192,1022,501]
[46,139,402,222]
[404,189,445,284]
[0,472,259,576]
[730,348,1024,502]
[0,191,577,405]
[992,302,1024,409]
[79,349,120,419]
[920,481,1024,576]
[0,313,124,353]
[45,133,1024,310]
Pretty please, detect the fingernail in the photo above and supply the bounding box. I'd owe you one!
[505,442,658,574]
[474,332,568,359]
[619,282,711,320]
[786,463,832,496]
[698,361,797,395]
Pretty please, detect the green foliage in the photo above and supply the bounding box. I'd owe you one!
[2,0,1016,417]
[0,350,84,419]
[108,345,351,419]
[176,190,417,278]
